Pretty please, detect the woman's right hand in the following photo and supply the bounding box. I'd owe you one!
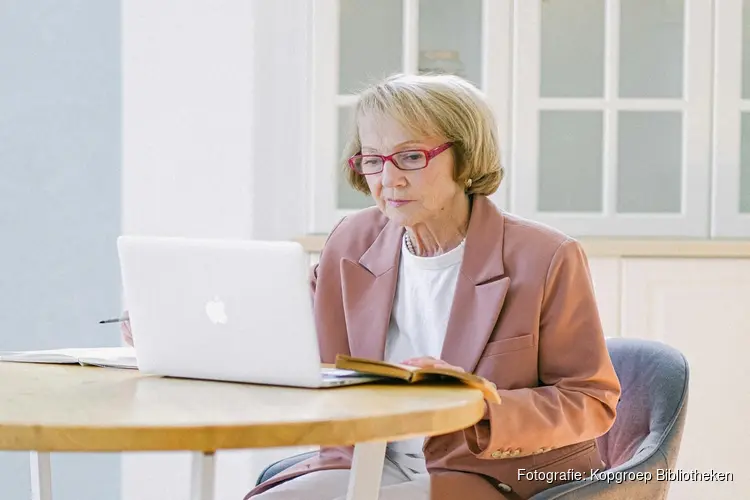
[121,311,134,347]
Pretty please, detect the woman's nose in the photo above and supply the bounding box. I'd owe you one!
[380,160,405,188]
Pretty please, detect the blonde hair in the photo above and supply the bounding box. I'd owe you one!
[341,73,504,196]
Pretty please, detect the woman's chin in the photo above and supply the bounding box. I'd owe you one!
[382,207,419,227]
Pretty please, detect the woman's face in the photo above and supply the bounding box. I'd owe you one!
[357,114,462,227]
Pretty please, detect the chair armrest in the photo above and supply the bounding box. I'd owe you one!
[529,448,669,500]
[255,451,318,486]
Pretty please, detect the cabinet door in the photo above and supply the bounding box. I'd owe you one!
[711,0,750,237]
[586,257,621,339]
[621,259,750,500]
[309,0,512,233]
[512,0,712,237]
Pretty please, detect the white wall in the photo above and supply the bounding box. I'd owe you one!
[121,0,255,240]
[121,0,314,498]
[249,0,311,241]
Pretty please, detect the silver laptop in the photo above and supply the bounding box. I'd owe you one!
[116,235,376,388]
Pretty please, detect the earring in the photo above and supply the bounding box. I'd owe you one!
[465,178,473,188]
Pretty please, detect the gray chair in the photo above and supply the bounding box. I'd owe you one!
[257,337,690,500]
[528,337,689,499]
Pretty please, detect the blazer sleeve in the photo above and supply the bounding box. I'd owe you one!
[464,239,621,459]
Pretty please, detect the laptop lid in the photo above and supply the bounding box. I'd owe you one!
[117,235,325,387]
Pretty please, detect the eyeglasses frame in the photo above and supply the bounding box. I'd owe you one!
[347,142,454,175]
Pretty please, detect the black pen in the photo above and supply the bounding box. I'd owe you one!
[99,317,128,324]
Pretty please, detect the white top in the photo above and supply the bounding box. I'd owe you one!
[383,234,465,475]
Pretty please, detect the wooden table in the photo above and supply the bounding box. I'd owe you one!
[0,362,486,500]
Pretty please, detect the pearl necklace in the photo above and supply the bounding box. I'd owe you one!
[405,233,417,255]
[404,233,466,256]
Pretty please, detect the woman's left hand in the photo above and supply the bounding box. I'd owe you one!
[401,356,465,373]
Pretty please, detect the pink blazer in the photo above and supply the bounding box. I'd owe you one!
[246,195,621,500]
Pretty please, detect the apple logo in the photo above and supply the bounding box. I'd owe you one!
[205,296,228,325]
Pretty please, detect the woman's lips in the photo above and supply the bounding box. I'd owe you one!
[386,199,412,207]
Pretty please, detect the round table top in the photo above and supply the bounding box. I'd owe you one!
[0,363,485,452]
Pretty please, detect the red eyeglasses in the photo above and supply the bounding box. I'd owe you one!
[348,142,453,175]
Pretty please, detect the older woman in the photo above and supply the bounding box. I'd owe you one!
[127,73,621,500]
[245,74,621,499]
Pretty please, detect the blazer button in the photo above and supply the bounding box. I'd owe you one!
[497,482,512,493]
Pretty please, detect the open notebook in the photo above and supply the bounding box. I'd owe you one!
[0,347,137,369]
[335,354,501,404]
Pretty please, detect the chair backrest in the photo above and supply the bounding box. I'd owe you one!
[530,337,690,499]
[596,337,689,469]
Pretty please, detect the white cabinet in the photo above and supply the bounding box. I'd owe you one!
[587,257,621,338]
[512,0,712,237]
[712,0,750,238]
[621,258,750,500]
[309,0,750,238]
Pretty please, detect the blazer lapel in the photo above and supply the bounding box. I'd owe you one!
[340,221,403,360]
[441,196,510,373]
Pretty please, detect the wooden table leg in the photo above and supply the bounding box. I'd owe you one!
[346,441,386,500]
[30,451,52,500]
[190,451,215,500]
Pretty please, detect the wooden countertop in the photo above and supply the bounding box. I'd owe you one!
[0,363,485,452]
[295,234,750,258]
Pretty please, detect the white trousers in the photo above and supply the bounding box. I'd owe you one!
[252,457,430,500]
